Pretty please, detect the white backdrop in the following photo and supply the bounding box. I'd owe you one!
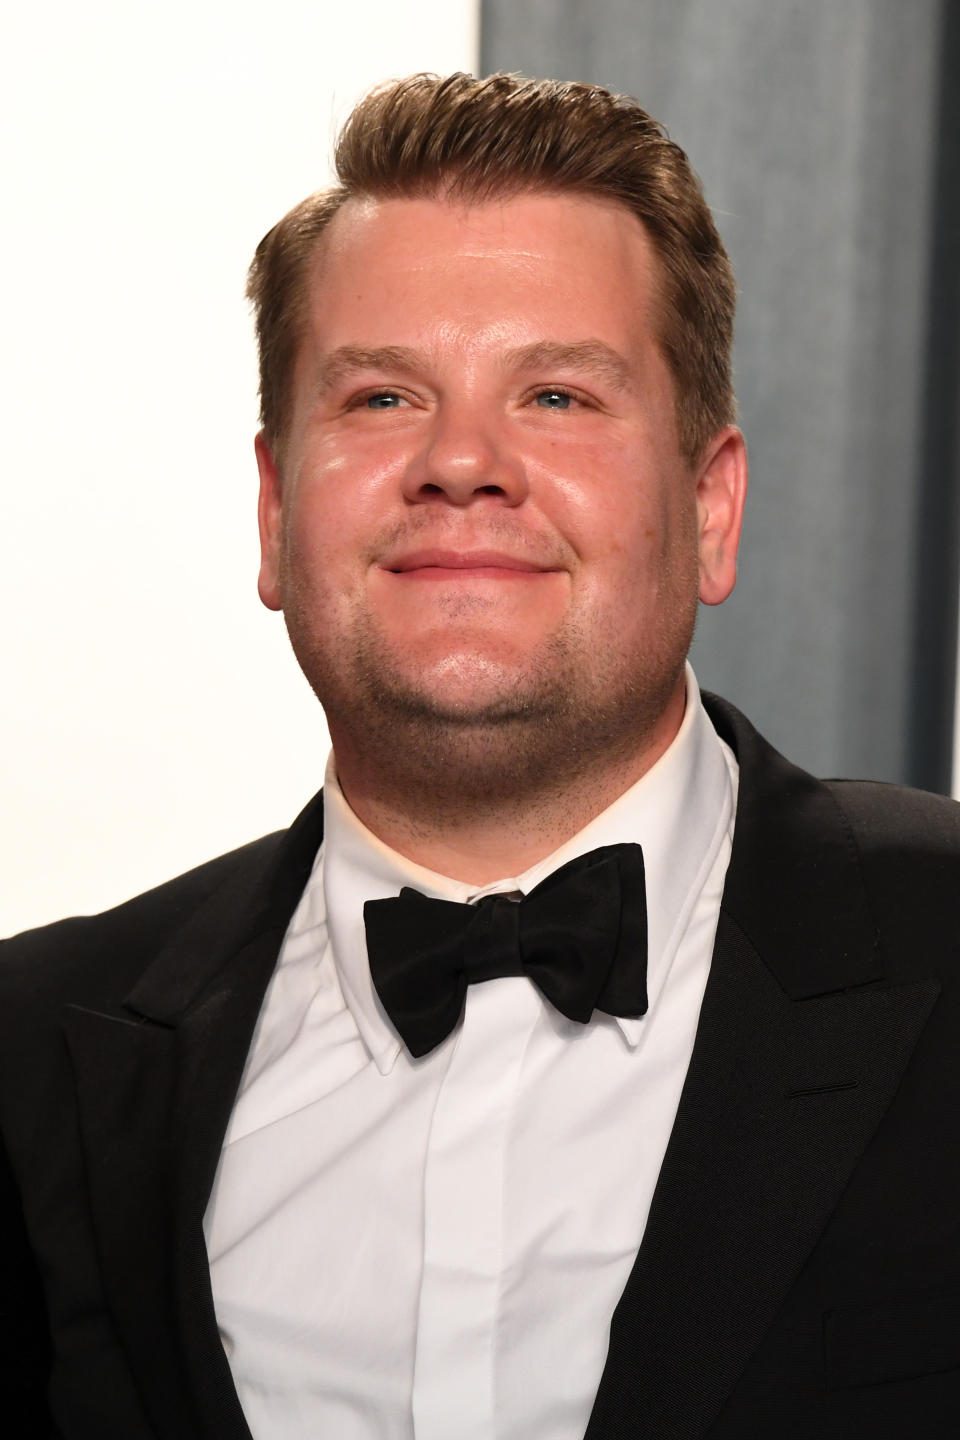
[1,1,479,934]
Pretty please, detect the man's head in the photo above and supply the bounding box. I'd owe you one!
[250,74,747,843]
[248,71,736,472]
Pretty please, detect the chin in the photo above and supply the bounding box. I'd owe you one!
[372,677,556,729]
[358,635,541,703]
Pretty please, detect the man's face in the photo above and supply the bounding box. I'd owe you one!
[257,190,744,790]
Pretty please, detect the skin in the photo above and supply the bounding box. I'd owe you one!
[256,191,747,883]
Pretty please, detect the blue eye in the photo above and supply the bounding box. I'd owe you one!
[536,390,572,409]
[366,393,403,409]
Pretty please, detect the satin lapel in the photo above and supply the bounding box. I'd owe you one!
[63,1006,199,1437]
[585,698,940,1440]
[584,914,937,1440]
[63,793,325,1440]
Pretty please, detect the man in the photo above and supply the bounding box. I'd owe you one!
[2,71,959,1440]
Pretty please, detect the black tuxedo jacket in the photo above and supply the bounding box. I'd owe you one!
[2,695,960,1438]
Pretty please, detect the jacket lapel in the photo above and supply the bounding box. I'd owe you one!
[58,699,942,1437]
[63,793,325,1439]
[585,697,939,1439]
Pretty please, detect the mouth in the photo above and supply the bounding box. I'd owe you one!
[382,549,558,581]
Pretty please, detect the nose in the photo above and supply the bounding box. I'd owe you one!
[401,405,528,507]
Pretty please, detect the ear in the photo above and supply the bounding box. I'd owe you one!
[694,426,748,606]
[255,430,284,612]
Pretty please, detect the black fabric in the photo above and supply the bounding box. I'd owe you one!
[824,1292,960,1391]
[1,697,959,1437]
[363,844,648,1057]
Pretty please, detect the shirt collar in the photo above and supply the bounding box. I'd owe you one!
[317,665,735,1073]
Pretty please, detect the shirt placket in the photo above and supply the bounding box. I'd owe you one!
[412,975,540,1440]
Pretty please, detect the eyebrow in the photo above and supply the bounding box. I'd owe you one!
[314,346,423,393]
[312,338,635,393]
[503,341,634,391]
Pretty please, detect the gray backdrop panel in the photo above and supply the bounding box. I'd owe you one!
[481,0,959,790]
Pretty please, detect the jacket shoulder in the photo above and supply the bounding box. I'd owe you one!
[0,830,287,1004]
[824,775,960,858]
[703,690,960,985]
[825,779,960,966]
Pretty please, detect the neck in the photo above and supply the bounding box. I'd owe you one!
[329,682,686,885]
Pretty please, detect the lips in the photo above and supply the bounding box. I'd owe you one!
[383,549,554,577]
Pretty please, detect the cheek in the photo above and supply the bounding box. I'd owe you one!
[584,499,699,619]
[282,434,412,559]
[566,486,661,573]
[299,411,415,489]
[280,452,362,561]
[279,489,350,607]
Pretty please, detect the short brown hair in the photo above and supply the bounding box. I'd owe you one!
[247,72,736,465]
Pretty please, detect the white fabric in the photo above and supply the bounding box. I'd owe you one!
[204,667,738,1440]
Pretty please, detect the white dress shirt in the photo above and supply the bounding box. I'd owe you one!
[204,668,738,1439]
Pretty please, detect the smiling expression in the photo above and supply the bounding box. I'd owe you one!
[256,190,744,786]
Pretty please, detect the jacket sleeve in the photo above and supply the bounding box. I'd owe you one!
[0,1132,57,1435]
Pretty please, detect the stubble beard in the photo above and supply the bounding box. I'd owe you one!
[285,594,696,827]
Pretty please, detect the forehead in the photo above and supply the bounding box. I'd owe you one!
[302,190,664,352]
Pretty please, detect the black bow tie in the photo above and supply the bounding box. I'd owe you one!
[363,844,648,1058]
